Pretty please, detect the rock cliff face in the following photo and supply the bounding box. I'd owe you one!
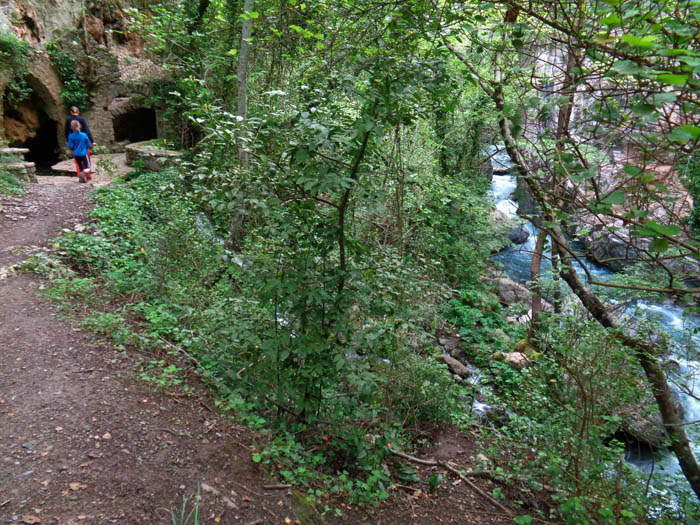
[0,0,164,165]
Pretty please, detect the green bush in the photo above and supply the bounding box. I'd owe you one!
[679,151,700,233]
[42,168,478,508]
[0,170,26,196]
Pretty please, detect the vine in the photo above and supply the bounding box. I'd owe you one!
[46,39,90,109]
[0,30,32,107]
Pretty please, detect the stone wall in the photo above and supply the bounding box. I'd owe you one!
[1,0,165,158]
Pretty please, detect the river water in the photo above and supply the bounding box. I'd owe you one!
[488,153,700,486]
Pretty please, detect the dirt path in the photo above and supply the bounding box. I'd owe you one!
[0,177,298,524]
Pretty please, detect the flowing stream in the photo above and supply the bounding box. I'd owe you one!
[488,151,700,486]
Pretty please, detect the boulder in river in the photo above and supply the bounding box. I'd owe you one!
[617,395,684,449]
[507,225,530,244]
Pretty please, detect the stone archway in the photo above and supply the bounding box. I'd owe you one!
[2,55,65,169]
[109,96,158,144]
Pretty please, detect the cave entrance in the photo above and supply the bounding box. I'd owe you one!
[113,107,158,143]
[3,84,61,172]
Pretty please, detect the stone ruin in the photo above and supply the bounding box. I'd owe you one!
[0,147,38,183]
[0,0,167,170]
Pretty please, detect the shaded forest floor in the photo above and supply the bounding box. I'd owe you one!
[0,175,530,524]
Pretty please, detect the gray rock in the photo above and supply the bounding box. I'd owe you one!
[618,394,684,449]
[503,352,531,370]
[481,159,493,182]
[125,141,182,171]
[508,225,530,244]
[493,277,530,306]
[436,354,471,378]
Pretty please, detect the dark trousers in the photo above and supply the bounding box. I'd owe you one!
[74,155,89,171]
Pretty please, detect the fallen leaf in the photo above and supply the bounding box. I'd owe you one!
[22,516,41,524]
[69,482,87,491]
[201,482,220,496]
[102,432,112,440]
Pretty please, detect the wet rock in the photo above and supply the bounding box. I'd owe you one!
[515,176,539,217]
[481,159,493,182]
[618,396,684,449]
[489,209,507,227]
[436,354,471,378]
[507,225,530,244]
[492,277,530,306]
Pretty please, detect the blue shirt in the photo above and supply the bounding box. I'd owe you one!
[68,130,91,157]
[65,116,94,143]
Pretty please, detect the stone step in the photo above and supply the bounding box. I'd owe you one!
[2,161,37,183]
[0,148,30,155]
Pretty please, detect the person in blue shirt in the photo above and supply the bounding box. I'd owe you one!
[64,106,95,145]
[67,120,92,183]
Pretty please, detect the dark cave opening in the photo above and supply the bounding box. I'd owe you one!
[23,115,59,168]
[3,93,60,170]
[113,107,158,143]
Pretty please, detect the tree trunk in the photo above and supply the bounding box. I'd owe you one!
[550,227,700,498]
[236,0,253,170]
[528,230,547,339]
[229,0,254,248]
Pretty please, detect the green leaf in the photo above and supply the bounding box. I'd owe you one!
[648,238,670,252]
[602,191,626,205]
[612,60,643,75]
[600,14,621,26]
[669,126,695,143]
[680,125,700,140]
[653,92,677,106]
[621,34,658,48]
[657,73,689,85]
[623,164,642,176]
[630,103,656,116]
[637,221,681,237]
